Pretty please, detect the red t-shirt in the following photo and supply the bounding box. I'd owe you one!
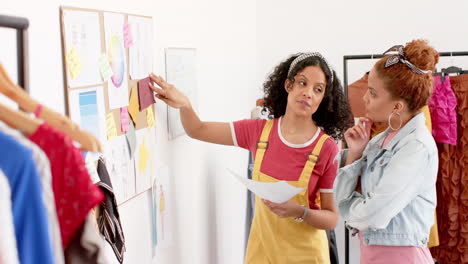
[231,117,338,209]
[29,123,104,249]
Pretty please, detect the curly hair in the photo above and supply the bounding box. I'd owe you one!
[375,39,439,112]
[262,53,353,140]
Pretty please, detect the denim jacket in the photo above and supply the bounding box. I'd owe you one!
[333,112,438,247]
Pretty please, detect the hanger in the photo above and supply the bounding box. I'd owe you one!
[0,64,102,152]
[0,103,42,136]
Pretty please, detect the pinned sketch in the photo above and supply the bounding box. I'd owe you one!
[134,128,156,193]
[62,9,102,88]
[104,13,129,109]
[155,164,172,249]
[126,122,137,158]
[98,54,114,82]
[128,87,140,126]
[104,135,136,204]
[128,16,153,79]
[123,23,134,48]
[68,87,106,145]
[165,48,197,140]
[146,106,155,128]
[227,168,304,203]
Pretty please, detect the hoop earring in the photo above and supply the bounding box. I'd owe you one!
[388,112,402,130]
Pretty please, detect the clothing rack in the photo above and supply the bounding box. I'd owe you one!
[342,51,468,264]
[0,14,29,92]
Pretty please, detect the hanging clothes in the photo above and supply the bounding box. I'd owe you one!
[0,170,20,264]
[0,121,64,264]
[431,74,468,264]
[0,130,55,264]
[28,123,104,249]
[428,75,458,145]
[96,158,126,263]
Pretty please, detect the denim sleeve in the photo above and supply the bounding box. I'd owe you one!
[333,149,366,218]
[338,140,430,231]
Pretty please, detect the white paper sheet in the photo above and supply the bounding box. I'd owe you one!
[103,12,129,109]
[227,168,304,204]
[62,10,102,88]
[128,16,153,79]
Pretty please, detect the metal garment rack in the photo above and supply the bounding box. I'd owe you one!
[0,14,29,92]
[342,51,468,264]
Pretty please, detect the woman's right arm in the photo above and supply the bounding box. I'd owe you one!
[149,74,234,146]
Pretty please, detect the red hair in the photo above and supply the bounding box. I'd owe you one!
[375,39,439,112]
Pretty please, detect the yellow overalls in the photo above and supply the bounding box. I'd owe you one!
[245,120,331,264]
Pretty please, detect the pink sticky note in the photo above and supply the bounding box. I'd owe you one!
[120,107,130,132]
[138,77,156,111]
[123,23,134,48]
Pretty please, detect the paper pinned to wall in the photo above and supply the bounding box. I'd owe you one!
[98,53,114,82]
[123,23,134,48]
[154,163,173,249]
[128,87,140,126]
[227,168,304,203]
[104,12,129,110]
[126,122,137,158]
[66,45,82,79]
[138,77,156,111]
[106,112,118,140]
[146,106,155,128]
[104,135,136,204]
[62,9,102,88]
[165,48,197,140]
[120,107,130,132]
[128,16,153,79]
[135,128,156,193]
[68,86,107,145]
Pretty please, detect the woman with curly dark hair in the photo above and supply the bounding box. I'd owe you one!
[149,52,353,264]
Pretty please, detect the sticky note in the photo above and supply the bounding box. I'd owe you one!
[128,87,140,126]
[106,112,118,140]
[146,106,155,128]
[98,54,114,81]
[138,77,156,111]
[120,107,130,132]
[66,45,82,79]
[123,23,134,48]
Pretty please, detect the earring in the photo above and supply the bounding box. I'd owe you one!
[388,112,402,130]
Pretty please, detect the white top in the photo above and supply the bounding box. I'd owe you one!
[0,169,20,264]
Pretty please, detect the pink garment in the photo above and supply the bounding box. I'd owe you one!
[359,233,433,264]
[428,75,458,145]
[232,118,339,209]
[381,130,399,148]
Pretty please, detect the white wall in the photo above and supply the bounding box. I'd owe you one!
[2,0,258,264]
[256,1,468,263]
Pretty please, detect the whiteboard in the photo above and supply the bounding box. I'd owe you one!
[0,27,19,108]
[165,48,197,140]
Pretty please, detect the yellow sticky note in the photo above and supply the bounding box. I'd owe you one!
[128,88,140,126]
[106,113,118,140]
[146,106,155,128]
[66,45,82,79]
[138,138,149,172]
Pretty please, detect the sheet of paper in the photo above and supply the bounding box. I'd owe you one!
[123,23,134,48]
[128,87,140,126]
[128,16,153,79]
[126,122,137,158]
[120,107,130,132]
[66,45,82,79]
[135,128,155,193]
[62,10,102,88]
[68,86,107,145]
[104,12,129,109]
[138,77,156,110]
[104,135,136,204]
[106,112,118,140]
[227,168,304,204]
[98,53,114,81]
[146,106,155,128]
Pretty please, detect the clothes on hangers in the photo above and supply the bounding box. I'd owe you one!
[0,130,55,264]
[96,158,126,263]
[29,123,104,249]
[431,74,468,264]
[0,121,64,264]
[428,75,458,145]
